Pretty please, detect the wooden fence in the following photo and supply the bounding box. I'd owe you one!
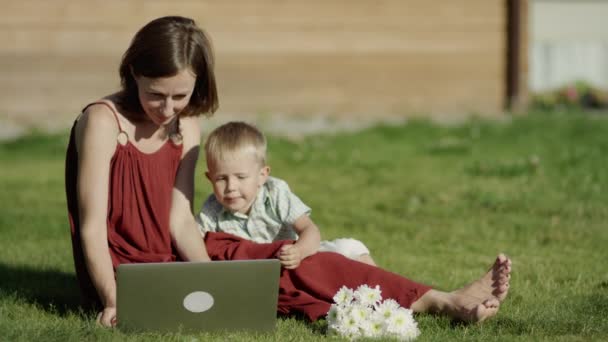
[1,0,510,127]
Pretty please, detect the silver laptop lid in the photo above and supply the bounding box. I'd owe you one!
[117,259,281,333]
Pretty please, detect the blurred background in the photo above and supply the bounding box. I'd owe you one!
[0,0,606,138]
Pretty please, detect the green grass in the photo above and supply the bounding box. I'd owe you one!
[1,111,607,341]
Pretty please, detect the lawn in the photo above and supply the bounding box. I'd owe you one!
[0,111,606,341]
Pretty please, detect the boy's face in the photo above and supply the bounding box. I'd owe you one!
[205,148,270,214]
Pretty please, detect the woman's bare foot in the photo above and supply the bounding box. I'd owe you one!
[455,253,512,302]
[411,254,512,323]
[447,295,500,323]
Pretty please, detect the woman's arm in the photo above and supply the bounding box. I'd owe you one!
[169,116,211,262]
[75,105,120,327]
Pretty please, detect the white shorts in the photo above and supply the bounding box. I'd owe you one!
[318,238,371,260]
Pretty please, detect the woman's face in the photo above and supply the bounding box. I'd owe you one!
[134,68,197,125]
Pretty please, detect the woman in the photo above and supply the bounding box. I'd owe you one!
[66,16,216,327]
[65,16,511,328]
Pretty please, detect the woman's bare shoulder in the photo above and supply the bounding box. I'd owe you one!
[78,104,119,133]
[74,98,122,150]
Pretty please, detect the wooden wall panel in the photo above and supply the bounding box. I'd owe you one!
[0,0,506,126]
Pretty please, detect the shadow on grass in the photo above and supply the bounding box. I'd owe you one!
[0,263,83,316]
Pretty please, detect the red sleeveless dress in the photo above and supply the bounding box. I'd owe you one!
[65,102,431,319]
[65,102,183,308]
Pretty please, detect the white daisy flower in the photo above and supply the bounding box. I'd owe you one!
[354,284,382,307]
[340,314,361,337]
[375,298,401,320]
[333,286,355,306]
[349,305,371,323]
[361,319,384,338]
[326,304,340,326]
[387,308,419,338]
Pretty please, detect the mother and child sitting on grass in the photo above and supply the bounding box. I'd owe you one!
[65,15,512,328]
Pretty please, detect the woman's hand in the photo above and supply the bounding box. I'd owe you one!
[96,307,117,328]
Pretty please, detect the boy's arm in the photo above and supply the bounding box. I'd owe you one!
[270,177,319,268]
[278,214,321,269]
[292,215,321,257]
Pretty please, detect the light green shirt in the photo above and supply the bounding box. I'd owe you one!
[197,176,311,243]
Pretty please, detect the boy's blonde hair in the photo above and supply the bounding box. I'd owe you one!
[204,121,267,166]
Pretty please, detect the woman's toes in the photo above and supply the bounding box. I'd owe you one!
[474,301,499,323]
[497,253,507,263]
[496,268,510,280]
[483,298,500,308]
[473,305,486,322]
[496,276,509,285]
[493,283,508,295]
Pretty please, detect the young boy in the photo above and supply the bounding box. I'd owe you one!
[197,121,376,269]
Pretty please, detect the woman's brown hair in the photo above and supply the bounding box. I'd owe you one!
[118,16,219,117]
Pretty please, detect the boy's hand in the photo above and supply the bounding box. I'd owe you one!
[278,244,303,269]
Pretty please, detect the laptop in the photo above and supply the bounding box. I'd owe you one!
[116,259,281,333]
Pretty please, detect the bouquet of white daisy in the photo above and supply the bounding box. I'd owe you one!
[326,285,420,341]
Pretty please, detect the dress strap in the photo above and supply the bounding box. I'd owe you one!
[81,101,124,133]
